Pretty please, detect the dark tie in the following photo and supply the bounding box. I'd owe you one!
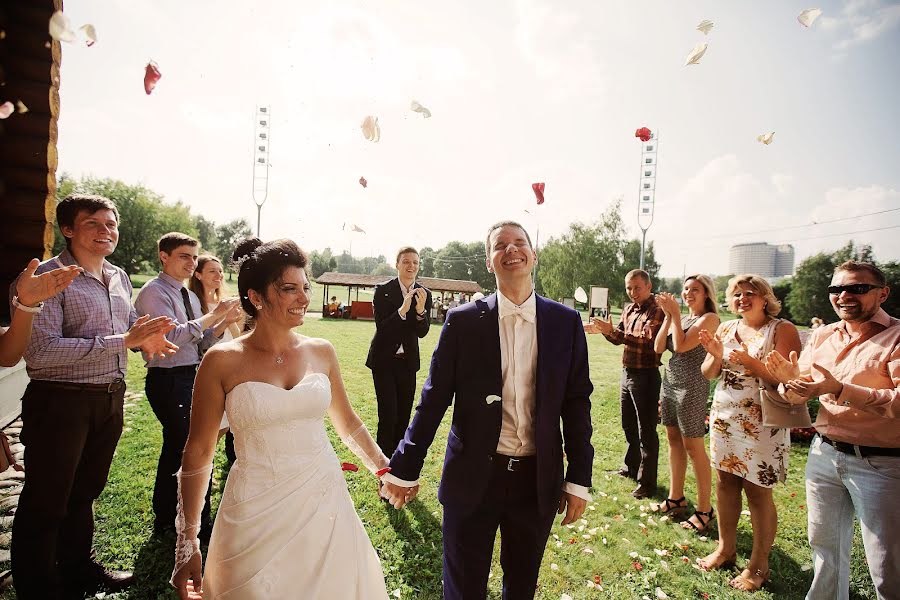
[181,287,196,321]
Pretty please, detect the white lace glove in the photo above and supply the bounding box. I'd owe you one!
[170,463,213,588]
[340,423,389,475]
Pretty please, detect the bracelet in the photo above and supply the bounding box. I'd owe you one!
[12,296,43,314]
[375,467,391,477]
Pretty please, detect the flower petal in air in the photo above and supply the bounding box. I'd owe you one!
[49,11,76,43]
[361,115,380,142]
[0,102,14,119]
[15,100,28,114]
[684,42,708,66]
[144,61,162,95]
[697,20,714,35]
[757,132,775,145]
[359,176,368,188]
[635,127,653,142]
[410,100,432,118]
[78,24,97,46]
[532,182,545,205]
[798,8,822,28]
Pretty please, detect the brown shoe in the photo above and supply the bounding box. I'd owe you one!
[631,485,656,499]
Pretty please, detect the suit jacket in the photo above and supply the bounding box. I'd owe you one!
[389,293,594,515]
[365,278,433,372]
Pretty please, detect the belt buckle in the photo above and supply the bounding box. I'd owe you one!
[506,458,519,472]
[107,378,124,393]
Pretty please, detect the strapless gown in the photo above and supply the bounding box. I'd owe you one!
[202,373,388,599]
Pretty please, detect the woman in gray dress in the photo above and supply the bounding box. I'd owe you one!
[651,275,720,532]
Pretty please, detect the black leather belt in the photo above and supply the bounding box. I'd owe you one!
[821,435,900,458]
[32,378,126,394]
[494,454,536,472]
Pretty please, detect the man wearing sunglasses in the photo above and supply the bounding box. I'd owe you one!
[765,260,899,600]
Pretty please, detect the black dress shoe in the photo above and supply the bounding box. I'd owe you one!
[65,560,135,594]
[610,468,636,480]
[631,485,657,499]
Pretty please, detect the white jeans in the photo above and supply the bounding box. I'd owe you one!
[805,435,900,600]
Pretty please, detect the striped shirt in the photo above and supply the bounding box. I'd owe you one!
[10,249,137,384]
[133,272,218,368]
[605,296,665,369]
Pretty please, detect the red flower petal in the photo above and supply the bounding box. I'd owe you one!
[632,562,643,571]
[359,176,367,188]
[635,127,652,142]
[144,61,161,95]
[532,182,545,205]
[593,575,602,584]
[341,462,359,472]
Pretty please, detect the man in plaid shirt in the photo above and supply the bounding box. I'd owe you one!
[585,269,664,498]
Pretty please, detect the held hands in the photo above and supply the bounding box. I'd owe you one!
[698,329,723,360]
[173,552,203,600]
[764,350,800,384]
[15,259,82,306]
[583,315,613,335]
[125,315,179,358]
[379,479,419,509]
[558,492,587,526]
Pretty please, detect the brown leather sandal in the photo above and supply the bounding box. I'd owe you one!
[730,568,771,592]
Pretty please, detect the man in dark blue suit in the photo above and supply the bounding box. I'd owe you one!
[380,221,594,600]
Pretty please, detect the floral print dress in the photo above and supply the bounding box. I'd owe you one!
[709,319,789,488]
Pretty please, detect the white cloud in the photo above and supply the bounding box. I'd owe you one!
[820,0,900,50]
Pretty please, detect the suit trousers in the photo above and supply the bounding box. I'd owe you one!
[11,380,125,600]
[145,366,211,532]
[372,358,417,457]
[441,456,558,600]
[620,367,661,489]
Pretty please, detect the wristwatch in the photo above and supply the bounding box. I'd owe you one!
[12,296,43,314]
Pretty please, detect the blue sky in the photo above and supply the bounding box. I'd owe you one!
[53,0,900,276]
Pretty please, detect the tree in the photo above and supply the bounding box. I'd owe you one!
[879,261,900,318]
[772,279,793,322]
[430,241,493,292]
[787,253,837,325]
[193,215,219,256]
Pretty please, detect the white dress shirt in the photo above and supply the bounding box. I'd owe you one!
[385,290,591,502]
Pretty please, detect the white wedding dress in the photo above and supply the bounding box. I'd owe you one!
[202,372,388,599]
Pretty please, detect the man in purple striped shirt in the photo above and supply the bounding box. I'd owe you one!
[9,194,176,600]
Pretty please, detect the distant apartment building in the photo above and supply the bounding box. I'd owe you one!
[728,243,795,279]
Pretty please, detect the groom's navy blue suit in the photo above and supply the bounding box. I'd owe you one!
[389,293,594,599]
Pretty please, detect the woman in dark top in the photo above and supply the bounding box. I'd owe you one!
[651,275,720,532]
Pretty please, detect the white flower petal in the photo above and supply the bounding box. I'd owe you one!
[78,24,97,46]
[361,115,380,142]
[561,594,573,600]
[410,100,432,118]
[684,42,708,66]
[15,100,29,114]
[798,8,822,28]
[629,551,639,558]
[757,132,775,145]
[550,563,559,571]
[656,587,670,599]
[697,20,714,35]
[392,589,401,598]
[49,11,76,43]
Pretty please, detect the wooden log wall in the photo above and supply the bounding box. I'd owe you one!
[0,0,62,323]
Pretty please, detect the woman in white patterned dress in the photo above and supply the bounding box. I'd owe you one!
[697,274,801,592]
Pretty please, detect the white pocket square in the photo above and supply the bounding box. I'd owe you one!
[486,394,501,405]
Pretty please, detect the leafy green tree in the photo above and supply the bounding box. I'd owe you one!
[787,253,837,325]
[193,215,219,256]
[879,261,900,318]
[772,279,793,322]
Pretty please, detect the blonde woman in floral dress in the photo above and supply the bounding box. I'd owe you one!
[697,274,801,592]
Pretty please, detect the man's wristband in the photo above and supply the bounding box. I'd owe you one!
[12,296,43,314]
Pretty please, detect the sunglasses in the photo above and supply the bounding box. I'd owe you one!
[827,284,883,295]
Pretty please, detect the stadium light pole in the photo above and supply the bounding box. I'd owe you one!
[252,105,271,237]
[637,131,659,270]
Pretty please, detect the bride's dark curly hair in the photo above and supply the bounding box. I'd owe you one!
[231,237,309,318]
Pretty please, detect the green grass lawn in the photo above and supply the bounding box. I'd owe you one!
[2,317,876,599]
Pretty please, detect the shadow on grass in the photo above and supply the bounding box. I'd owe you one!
[132,532,179,599]
[382,497,444,596]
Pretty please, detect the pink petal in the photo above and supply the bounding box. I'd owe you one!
[144,61,162,95]
[532,182,545,205]
[0,102,14,119]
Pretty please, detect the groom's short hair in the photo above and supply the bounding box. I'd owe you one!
[484,220,533,257]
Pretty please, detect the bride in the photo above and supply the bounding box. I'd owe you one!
[172,238,391,599]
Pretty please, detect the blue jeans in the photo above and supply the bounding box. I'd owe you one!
[805,435,900,600]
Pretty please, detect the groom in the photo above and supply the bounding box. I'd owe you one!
[381,220,594,599]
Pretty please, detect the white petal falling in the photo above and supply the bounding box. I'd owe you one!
[798,8,822,28]
[48,11,76,43]
[697,20,714,35]
[0,102,14,119]
[15,100,29,114]
[684,42,708,66]
[757,131,775,145]
[410,100,432,118]
[361,115,380,142]
[79,24,97,46]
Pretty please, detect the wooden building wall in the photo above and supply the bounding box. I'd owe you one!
[0,0,63,322]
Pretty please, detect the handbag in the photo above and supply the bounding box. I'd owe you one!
[757,319,813,429]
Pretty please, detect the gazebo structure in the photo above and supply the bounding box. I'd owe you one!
[0,0,62,425]
[315,272,482,320]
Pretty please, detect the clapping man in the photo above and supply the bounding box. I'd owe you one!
[10,195,177,600]
[766,261,899,599]
[134,233,242,539]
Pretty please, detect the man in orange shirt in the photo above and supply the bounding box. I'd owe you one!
[767,260,899,600]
